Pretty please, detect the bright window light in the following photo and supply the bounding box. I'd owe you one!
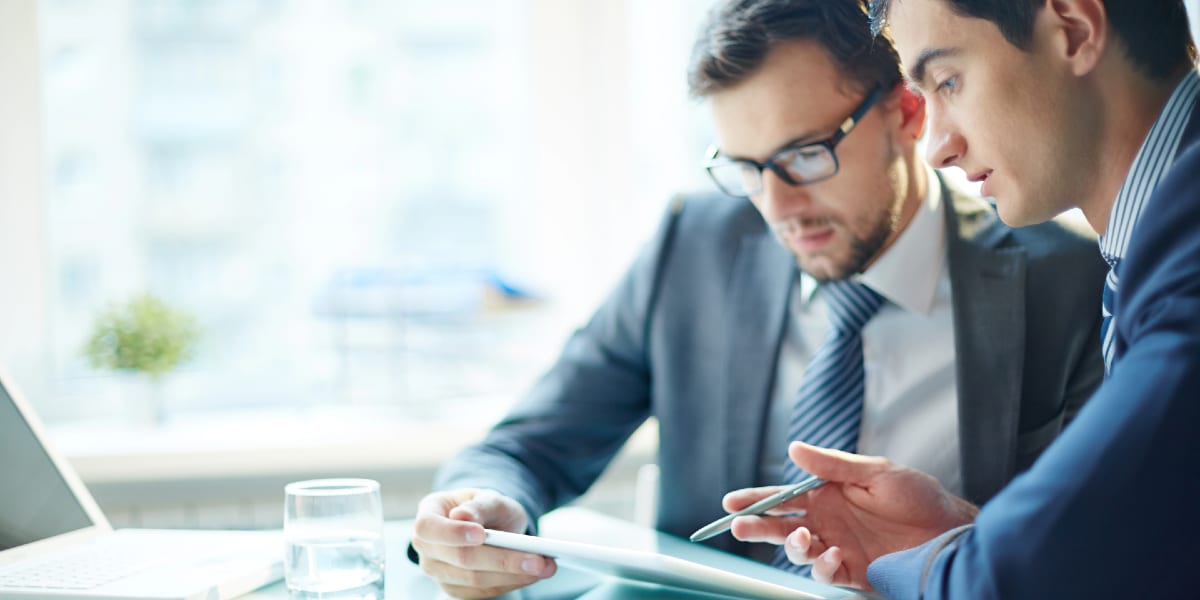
[33,0,715,427]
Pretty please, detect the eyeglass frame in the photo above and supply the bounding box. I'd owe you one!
[703,86,885,199]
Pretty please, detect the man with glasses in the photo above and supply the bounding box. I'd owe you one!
[409,1,1105,598]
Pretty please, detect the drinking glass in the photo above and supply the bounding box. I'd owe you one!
[284,478,385,598]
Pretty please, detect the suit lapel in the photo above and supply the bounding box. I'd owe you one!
[943,185,1028,504]
[1179,93,1200,150]
[721,234,795,494]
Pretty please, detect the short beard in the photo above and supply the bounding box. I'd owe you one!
[808,136,906,281]
[805,207,895,282]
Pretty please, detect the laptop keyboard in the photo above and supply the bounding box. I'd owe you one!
[0,537,171,590]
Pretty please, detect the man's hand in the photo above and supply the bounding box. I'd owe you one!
[726,442,978,589]
[411,489,556,598]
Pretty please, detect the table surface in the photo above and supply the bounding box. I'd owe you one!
[244,507,873,599]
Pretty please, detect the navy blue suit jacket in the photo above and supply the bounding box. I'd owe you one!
[869,94,1200,599]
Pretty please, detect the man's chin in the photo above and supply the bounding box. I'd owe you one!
[995,197,1057,228]
[795,256,855,282]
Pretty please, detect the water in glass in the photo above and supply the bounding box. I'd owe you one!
[284,479,385,598]
[286,529,384,592]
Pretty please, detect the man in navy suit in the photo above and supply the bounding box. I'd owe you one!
[724,0,1200,597]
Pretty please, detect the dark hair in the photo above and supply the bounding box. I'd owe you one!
[867,0,1196,80]
[687,0,903,98]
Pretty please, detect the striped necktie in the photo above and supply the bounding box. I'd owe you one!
[773,279,885,574]
[1101,263,1119,374]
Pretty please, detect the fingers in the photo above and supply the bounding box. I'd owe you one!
[810,547,872,591]
[729,514,809,544]
[788,442,889,485]
[413,529,557,596]
[415,490,530,546]
[810,546,845,585]
[782,527,828,566]
[413,489,551,597]
[413,512,487,551]
[737,522,850,589]
[449,490,530,533]
[419,489,529,532]
[419,548,556,596]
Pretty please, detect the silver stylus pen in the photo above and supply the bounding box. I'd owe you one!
[689,475,826,542]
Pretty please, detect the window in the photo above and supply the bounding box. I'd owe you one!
[23,0,715,428]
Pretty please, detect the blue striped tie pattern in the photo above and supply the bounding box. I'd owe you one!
[773,280,885,574]
[1100,265,1119,374]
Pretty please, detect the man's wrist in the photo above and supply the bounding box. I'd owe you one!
[867,525,975,599]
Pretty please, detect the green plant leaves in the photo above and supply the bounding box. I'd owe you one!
[83,293,200,379]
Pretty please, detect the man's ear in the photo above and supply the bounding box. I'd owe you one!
[1043,0,1108,77]
[893,84,926,140]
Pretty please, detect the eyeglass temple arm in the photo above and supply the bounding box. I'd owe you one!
[831,86,884,146]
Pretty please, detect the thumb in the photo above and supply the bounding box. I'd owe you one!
[448,494,496,525]
[788,442,887,485]
[448,491,528,532]
[447,502,485,524]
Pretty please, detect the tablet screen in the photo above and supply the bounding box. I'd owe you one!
[484,529,827,600]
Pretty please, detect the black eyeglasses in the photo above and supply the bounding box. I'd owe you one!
[704,87,884,198]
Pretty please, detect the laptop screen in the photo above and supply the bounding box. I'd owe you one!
[0,380,94,552]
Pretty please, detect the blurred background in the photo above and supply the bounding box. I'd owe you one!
[1,0,717,530]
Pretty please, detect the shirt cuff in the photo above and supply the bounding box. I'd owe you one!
[867,525,975,599]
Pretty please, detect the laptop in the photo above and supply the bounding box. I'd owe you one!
[0,368,283,599]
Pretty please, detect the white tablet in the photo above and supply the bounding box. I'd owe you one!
[483,529,826,599]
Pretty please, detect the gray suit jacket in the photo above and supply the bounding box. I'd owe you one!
[436,176,1106,558]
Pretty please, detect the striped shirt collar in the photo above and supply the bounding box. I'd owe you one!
[1098,70,1200,267]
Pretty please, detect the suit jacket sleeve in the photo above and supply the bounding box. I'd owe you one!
[867,145,1200,599]
[432,198,684,528]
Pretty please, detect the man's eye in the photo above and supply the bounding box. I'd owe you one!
[936,75,959,93]
[784,147,825,162]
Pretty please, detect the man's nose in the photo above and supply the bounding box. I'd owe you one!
[755,169,812,219]
[924,110,965,169]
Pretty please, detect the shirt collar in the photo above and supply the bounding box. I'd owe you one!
[800,165,946,316]
[1099,70,1200,266]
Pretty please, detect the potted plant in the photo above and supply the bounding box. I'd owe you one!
[83,293,200,424]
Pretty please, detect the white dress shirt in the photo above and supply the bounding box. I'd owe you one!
[759,169,962,496]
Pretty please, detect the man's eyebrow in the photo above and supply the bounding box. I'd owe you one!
[773,131,827,153]
[723,131,825,163]
[907,47,961,88]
